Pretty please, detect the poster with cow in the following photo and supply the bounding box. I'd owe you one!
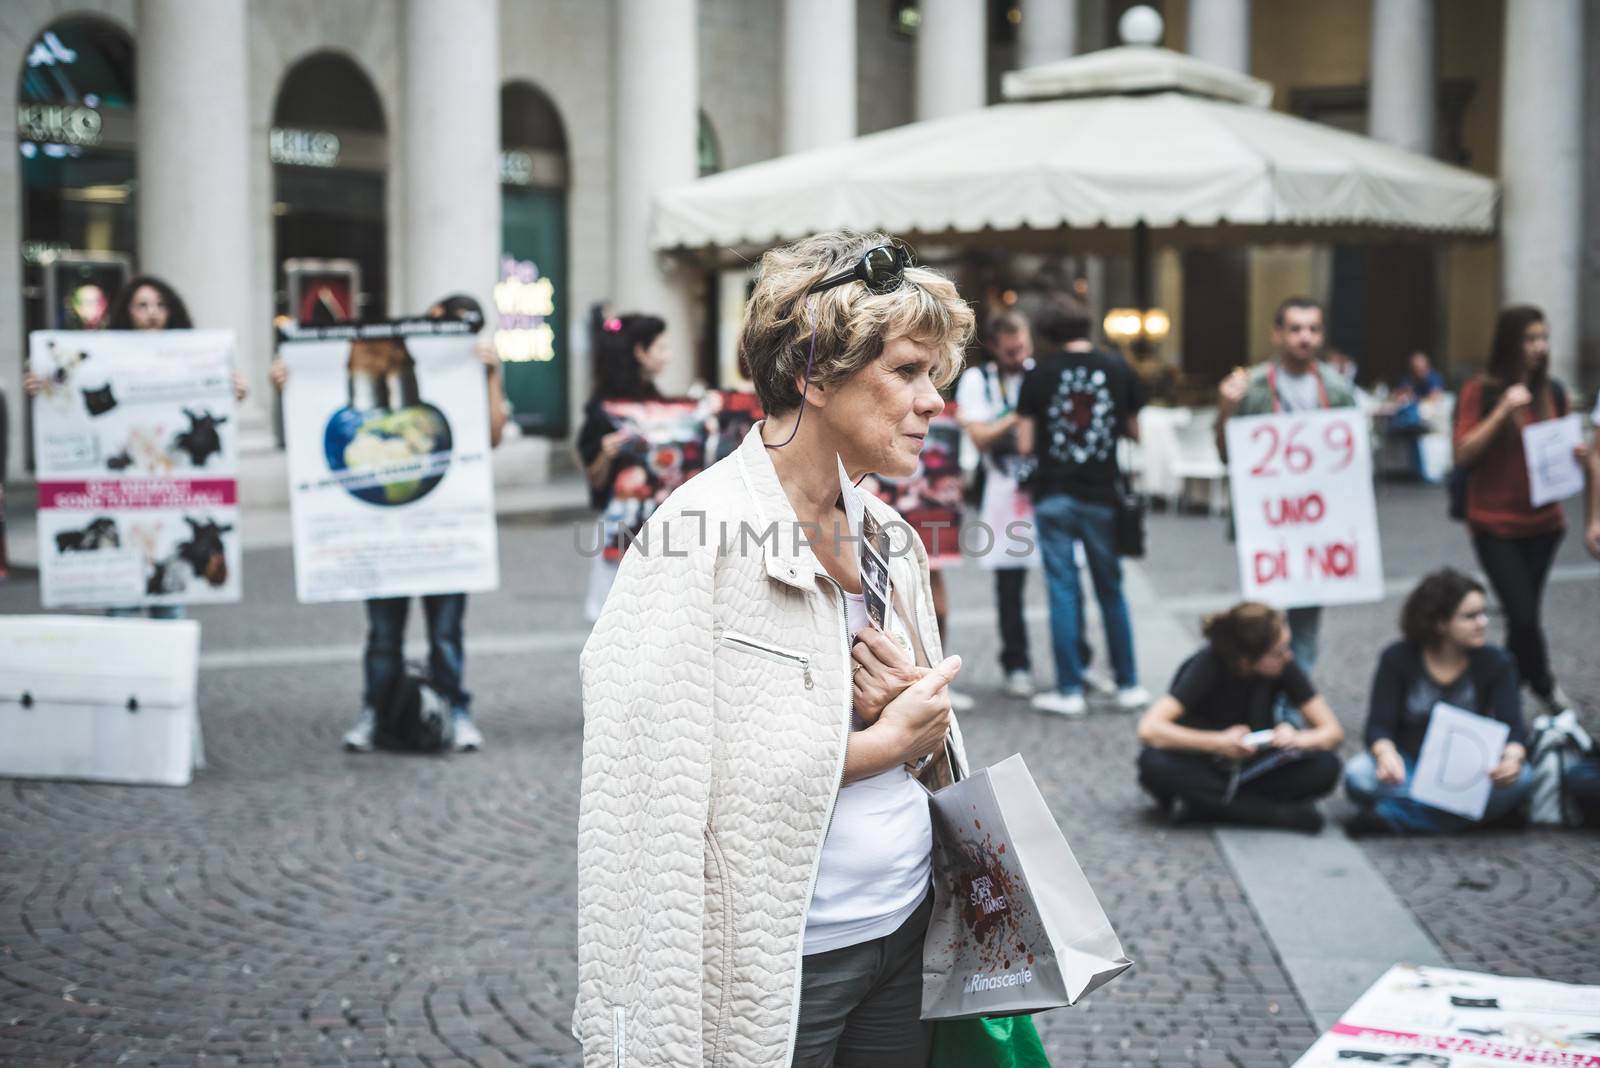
[279,319,499,603]
[30,330,241,609]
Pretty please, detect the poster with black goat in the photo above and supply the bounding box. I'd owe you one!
[29,330,241,609]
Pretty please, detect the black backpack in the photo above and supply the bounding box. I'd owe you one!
[375,666,453,752]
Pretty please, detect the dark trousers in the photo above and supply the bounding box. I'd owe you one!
[362,594,470,715]
[1471,529,1563,697]
[792,890,933,1068]
[995,568,1031,673]
[1138,747,1341,808]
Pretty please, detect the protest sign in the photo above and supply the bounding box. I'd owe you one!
[1523,414,1586,508]
[1409,702,1510,821]
[1293,964,1600,1067]
[281,319,498,603]
[1226,409,1384,608]
[596,398,711,562]
[30,330,240,609]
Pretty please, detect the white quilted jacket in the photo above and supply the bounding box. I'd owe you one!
[576,425,970,1067]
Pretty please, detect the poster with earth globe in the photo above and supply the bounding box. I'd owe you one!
[280,319,499,603]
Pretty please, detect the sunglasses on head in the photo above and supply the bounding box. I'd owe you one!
[808,243,913,296]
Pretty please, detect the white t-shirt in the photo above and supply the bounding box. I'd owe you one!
[955,364,1037,571]
[1274,368,1324,413]
[802,591,933,955]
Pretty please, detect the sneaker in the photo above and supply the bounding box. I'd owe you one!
[1003,670,1035,699]
[948,688,976,713]
[342,711,376,753]
[451,714,484,752]
[1084,670,1118,698]
[1115,686,1151,711]
[1031,691,1087,717]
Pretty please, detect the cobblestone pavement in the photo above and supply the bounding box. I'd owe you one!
[1,484,1595,1066]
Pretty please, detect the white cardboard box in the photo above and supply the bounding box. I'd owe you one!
[0,615,202,786]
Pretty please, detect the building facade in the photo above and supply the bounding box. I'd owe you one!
[2,0,1594,487]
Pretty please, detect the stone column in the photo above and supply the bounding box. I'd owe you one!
[1021,0,1077,70]
[916,0,986,121]
[401,0,500,318]
[1369,0,1436,155]
[1186,0,1250,72]
[1500,0,1583,385]
[614,0,698,390]
[135,0,259,426]
[783,0,856,154]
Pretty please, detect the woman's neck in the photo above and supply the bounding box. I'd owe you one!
[761,411,859,527]
[1422,640,1469,676]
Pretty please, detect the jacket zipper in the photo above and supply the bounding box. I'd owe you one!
[714,629,814,689]
[783,575,852,1066]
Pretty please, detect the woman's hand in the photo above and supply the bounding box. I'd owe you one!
[1268,722,1301,750]
[1586,521,1600,561]
[22,370,43,397]
[1489,744,1525,787]
[599,430,630,461]
[1373,742,1407,786]
[232,370,249,402]
[268,358,288,392]
[1210,725,1257,762]
[875,655,962,765]
[851,626,923,726]
[474,338,500,377]
[1498,383,1533,419]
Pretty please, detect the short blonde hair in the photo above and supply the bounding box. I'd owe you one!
[738,231,974,416]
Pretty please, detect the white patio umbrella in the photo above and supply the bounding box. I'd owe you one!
[651,45,1497,257]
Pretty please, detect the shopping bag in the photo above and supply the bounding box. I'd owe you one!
[930,1015,1052,1067]
[922,753,1132,1020]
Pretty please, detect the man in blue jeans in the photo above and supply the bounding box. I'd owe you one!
[1015,298,1149,717]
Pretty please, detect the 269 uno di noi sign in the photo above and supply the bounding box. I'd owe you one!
[1225,409,1385,609]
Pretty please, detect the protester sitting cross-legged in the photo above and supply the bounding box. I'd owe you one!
[575,230,976,1068]
[1343,568,1535,836]
[269,294,507,753]
[1135,602,1345,832]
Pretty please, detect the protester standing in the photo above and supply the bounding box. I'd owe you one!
[24,275,248,621]
[1344,569,1534,835]
[576,231,974,1067]
[1215,297,1355,672]
[955,310,1037,697]
[1452,305,1587,716]
[269,295,505,753]
[574,311,668,621]
[1014,298,1148,716]
[1136,602,1344,832]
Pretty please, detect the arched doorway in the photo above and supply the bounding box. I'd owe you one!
[271,52,387,324]
[497,81,568,437]
[17,17,136,338]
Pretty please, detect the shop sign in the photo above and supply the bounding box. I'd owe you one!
[18,103,102,146]
[493,256,556,363]
[270,127,341,168]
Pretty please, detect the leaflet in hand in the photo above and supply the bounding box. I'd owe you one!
[839,455,891,630]
[1522,414,1585,508]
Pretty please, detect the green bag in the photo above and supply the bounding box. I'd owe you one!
[929,1015,1052,1067]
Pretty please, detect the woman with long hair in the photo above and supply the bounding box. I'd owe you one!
[1453,305,1587,715]
[1135,602,1344,832]
[1344,568,1533,835]
[576,231,974,1065]
[574,310,668,620]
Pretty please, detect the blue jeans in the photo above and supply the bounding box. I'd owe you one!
[1344,752,1535,834]
[1566,758,1600,827]
[1033,493,1137,694]
[107,605,186,620]
[363,594,470,716]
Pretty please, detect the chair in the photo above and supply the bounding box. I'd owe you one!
[1169,406,1230,515]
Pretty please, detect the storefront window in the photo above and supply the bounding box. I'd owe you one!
[498,82,569,437]
[271,53,387,324]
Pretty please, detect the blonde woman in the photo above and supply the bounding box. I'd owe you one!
[576,232,976,1067]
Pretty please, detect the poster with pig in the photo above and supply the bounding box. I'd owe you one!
[30,330,241,609]
[1225,409,1384,609]
[280,319,498,603]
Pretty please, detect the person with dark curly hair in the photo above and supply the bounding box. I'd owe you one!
[1344,568,1534,835]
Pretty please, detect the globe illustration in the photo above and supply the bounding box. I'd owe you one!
[323,403,453,506]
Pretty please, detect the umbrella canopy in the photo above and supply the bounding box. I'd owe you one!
[651,45,1497,256]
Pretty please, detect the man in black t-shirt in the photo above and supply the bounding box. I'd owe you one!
[1014,299,1148,717]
